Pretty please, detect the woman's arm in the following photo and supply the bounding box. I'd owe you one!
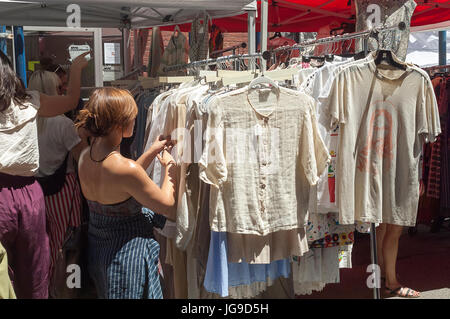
[71,126,90,162]
[70,139,88,163]
[122,150,177,221]
[38,52,90,117]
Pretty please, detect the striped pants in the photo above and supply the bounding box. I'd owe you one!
[45,172,82,278]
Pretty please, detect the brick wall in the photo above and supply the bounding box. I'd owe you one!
[129,30,250,70]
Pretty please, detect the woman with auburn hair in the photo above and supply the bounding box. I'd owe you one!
[75,87,177,299]
[0,50,89,299]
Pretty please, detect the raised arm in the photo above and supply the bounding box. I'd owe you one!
[38,51,90,117]
[122,149,177,221]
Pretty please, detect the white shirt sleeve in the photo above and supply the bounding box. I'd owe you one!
[55,116,82,152]
[26,90,41,110]
[198,96,227,188]
[319,71,346,131]
[300,99,331,186]
[417,75,442,144]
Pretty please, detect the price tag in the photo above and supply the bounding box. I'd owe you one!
[293,74,300,86]
[254,123,263,136]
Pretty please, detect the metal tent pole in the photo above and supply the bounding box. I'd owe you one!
[260,0,268,71]
[363,37,381,300]
[93,28,103,88]
[122,28,132,75]
[11,26,16,73]
[0,25,7,54]
[247,9,256,71]
[13,26,27,86]
[439,30,447,66]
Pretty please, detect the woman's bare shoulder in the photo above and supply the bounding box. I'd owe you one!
[104,153,146,180]
[78,149,149,188]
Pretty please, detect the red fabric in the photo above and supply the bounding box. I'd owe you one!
[426,77,445,199]
[158,1,450,33]
[328,176,336,203]
[268,36,296,49]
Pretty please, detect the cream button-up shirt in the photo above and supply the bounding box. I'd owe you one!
[199,87,330,236]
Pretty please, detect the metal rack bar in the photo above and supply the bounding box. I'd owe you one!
[164,25,403,74]
[423,64,450,72]
[210,42,247,57]
[162,52,264,73]
[267,24,402,54]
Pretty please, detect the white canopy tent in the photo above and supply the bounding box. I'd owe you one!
[407,29,450,67]
[0,0,256,29]
[406,20,450,68]
[0,0,257,87]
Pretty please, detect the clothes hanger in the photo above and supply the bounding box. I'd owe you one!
[302,55,311,63]
[343,38,354,56]
[325,41,334,62]
[329,22,354,36]
[174,25,181,37]
[353,50,367,60]
[433,71,449,78]
[374,49,406,70]
[270,32,282,40]
[248,72,279,91]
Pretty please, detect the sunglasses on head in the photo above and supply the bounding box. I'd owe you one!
[53,65,63,73]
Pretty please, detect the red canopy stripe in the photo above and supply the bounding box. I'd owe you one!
[158,0,450,32]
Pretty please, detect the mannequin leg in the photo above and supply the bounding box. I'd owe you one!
[376,224,387,279]
[382,224,403,289]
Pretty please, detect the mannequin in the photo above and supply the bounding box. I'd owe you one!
[355,0,417,61]
[355,0,421,298]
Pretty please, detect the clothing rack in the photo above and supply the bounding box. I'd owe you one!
[162,52,265,73]
[116,65,147,80]
[264,24,403,56]
[423,65,450,73]
[161,24,407,301]
[261,25,407,300]
[210,42,247,57]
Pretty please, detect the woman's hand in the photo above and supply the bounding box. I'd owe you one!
[38,52,90,118]
[71,51,91,71]
[151,135,172,155]
[135,135,173,170]
[157,148,175,167]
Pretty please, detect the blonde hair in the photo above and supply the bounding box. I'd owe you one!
[29,70,61,133]
[75,88,138,137]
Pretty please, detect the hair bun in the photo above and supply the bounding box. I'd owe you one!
[75,109,101,137]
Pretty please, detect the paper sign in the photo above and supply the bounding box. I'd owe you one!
[68,44,91,62]
[104,42,121,65]
[28,61,40,71]
[103,65,123,82]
